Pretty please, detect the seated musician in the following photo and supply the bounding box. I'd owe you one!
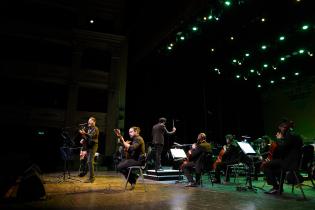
[182,133,211,187]
[263,119,303,194]
[114,126,146,190]
[213,134,240,183]
[252,135,272,180]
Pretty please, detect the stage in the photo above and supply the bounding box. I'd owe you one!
[1,171,315,210]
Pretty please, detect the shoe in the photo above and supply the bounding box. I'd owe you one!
[130,183,136,190]
[264,187,280,195]
[78,172,87,177]
[185,182,198,187]
[212,178,221,184]
[84,178,95,183]
[135,174,140,180]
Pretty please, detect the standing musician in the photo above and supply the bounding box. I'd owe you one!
[182,133,211,187]
[114,127,146,190]
[78,117,99,183]
[213,134,240,183]
[152,117,176,171]
[263,119,303,194]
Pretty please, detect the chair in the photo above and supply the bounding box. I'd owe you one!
[278,149,307,200]
[225,162,246,183]
[299,145,315,187]
[199,152,214,187]
[124,154,148,192]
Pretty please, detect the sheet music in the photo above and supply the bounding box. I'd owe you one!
[237,141,256,154]
[170,148,187,158]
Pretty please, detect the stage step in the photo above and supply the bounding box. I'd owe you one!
[144,169,183,181]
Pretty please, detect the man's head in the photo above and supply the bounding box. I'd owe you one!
[88,117,96,127]
[197,133,207,143]
[277,118,294,134]
[159,117,167,124]
[129,126,141,138]
[225,134,234,144]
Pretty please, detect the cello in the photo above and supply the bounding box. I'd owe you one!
[260,141,278,169]
[179,145,194,170]
[212,145,226,170]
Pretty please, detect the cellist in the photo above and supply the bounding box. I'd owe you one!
[213,134,240,183]
[181,133,211,187]
[263,119,303,195]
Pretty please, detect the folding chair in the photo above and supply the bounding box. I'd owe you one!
[124,154,148,192]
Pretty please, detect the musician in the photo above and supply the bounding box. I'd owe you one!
[263,119,303,194]
[213,134,240,183]
[182,133,211,187]
[252,135,272,180]
[115,126,145,190]
[79,116,99,183]
[152,117,176,171]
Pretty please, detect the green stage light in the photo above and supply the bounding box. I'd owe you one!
[302,25,309,30]
[279,36,285,41]
[224,1,232,7]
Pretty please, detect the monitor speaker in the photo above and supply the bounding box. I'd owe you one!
[5,164,46,201]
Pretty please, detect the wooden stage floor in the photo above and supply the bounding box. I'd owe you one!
[1,170,315,210]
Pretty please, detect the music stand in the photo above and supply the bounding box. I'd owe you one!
[170,148,187,183]
[58,146,83,183]
[170,148,187,160]
[236,141,262,192]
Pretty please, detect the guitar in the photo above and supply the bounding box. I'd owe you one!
[113,129,129,158]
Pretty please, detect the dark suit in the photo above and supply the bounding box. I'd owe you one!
[84,126,99,181]
[152,122,175,170]
[183,142,212,184]
[263,130,303,189]
[214,141,241,182]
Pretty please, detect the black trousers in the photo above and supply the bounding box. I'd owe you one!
[263,159,282,188]
[182,161,201,184]
[117,159,142,184]
[154,144,163,170]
